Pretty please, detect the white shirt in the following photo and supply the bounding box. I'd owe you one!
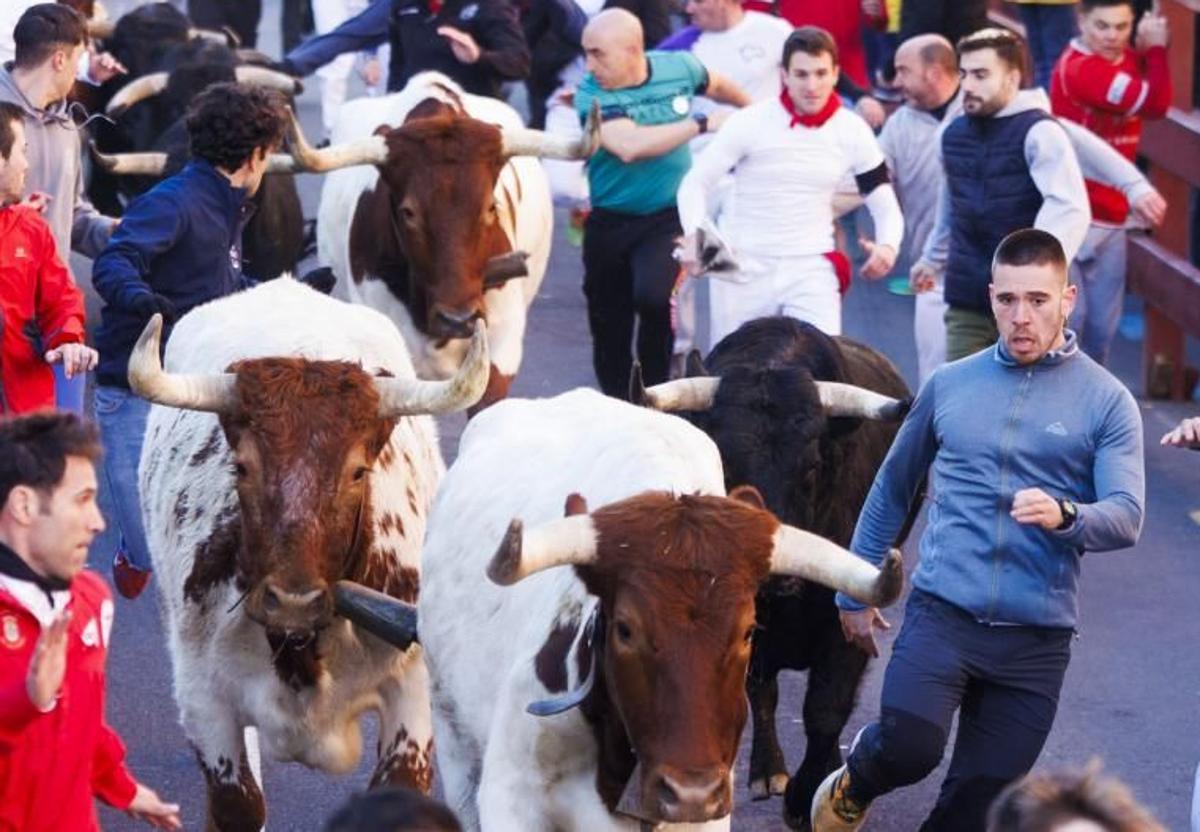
[678,98,904,258]
[690,12,792,113]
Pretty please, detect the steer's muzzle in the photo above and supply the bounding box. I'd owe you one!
[645,764,731,823]
[246,579,334,638]
[431,307,484,340]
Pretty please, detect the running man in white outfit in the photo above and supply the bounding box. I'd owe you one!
[677,26,903,340]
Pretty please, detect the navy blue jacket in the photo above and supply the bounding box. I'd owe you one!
[93,160,254,387]
[941,108,1049,314]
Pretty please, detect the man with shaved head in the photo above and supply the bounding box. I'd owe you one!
[575,7,750,398]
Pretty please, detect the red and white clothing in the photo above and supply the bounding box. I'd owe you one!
[0,204,86,415]
[0,564,136,831]
[1050,39,1171,224]
[677,94,902,341]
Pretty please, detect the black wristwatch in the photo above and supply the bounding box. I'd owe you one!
[692,112,709,135]
[1056,498,1078,531]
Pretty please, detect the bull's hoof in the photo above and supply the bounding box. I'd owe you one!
[749,778,770,801]
[770,772,790,795]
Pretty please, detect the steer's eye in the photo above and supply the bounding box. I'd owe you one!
[614,620,633,645]
[234,462,248,478]
[352,466,370,482]
[743,625,756,644]
[399,205,416,223]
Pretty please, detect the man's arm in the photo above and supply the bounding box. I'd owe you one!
[282,0,390,76]
[704,68,752,109]
[470,1,532,81]
[837,374,940,612]
[1053,388,1145,551]
[596,116,703,164]
[1061,41,1171,120]
[1057,117,1166,226]
[1161,416,1200,450]
[675,110,751,236]
[70,152,117,260]
[848,115,903,276]
[33,221,86,352]
[91,191,185,311]
[1025,120,1091,263]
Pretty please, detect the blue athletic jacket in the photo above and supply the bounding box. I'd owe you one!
[839,332,1144,628]
[92,160,254,388]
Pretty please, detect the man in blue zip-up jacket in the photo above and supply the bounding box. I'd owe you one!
[90,82,288,602]
[808,229,1144,832]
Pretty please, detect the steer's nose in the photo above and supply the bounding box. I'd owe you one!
[431,307,483,339]
[258,580,332,634]
[647,765,730,822]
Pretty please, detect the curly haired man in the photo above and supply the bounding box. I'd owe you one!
[90,82,288,601]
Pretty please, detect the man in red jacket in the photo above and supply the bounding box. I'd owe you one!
[1050,0,1171,364]
[0,100,97,414]
[0,411,180,830]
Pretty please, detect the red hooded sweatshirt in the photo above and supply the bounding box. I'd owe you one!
[0,204,86,414]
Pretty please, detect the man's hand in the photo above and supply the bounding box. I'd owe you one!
[127,783,182,830]
[1131,189,1167,228]
[26,610,70,711]
[438,26,482,64]
[45,342,99,379]
[909,261,937,294]
[21,192,51,213]
[839,607,890,657]
[674,233,700,276]
[859,239,896,280]
[1135,10,1169,50]
[706,107,733,133]
[1161,416,1200,449]
[855,97,886,130]
[89,51,128,84]
[359,57,382,87]
[1011,487,1064,530]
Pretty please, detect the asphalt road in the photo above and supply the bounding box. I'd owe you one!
[81,2,1200,829]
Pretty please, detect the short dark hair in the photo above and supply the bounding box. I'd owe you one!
[1080,0,1134,12]
[185,82,288,172]
[782,26,839,70]
[957,26,1028,75]
[13,3,88,70]
[323,788,462,832]
[992,228,1068,275]
[987,763,1165,832]
[0,412,102,510]
[0,102,26,161]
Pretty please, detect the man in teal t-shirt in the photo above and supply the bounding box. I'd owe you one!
[574,8,749,398]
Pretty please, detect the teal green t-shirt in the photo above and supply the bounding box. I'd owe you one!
[574,51,709,215]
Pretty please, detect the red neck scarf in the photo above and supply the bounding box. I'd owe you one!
[779,89,841,128]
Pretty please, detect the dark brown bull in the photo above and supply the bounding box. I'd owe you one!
[490,487,905,824]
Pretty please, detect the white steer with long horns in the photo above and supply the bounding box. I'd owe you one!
[134,278,488,831]
[417,388,902,831]
[309,71,598,411]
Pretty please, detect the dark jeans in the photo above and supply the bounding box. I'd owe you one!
[582,206,681,399]
[847,590,1072,831]
[1019,3,1079,89]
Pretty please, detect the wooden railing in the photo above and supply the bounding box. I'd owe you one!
[989,0,1200,398]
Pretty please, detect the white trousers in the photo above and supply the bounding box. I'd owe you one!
[708,253,842,347]
[914,283,948,388]
[313,0,371,133]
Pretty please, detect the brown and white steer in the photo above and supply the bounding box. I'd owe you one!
[303,71,598,410]
[133,279,488,831]
[417,389,903,830]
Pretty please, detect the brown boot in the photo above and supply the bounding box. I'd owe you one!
[810,765,870,832]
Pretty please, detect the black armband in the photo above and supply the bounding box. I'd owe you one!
[855,162,890,196]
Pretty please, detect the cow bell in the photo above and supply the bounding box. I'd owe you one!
[332,581,419,650]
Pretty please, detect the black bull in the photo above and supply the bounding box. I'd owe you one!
[634,316,923,829]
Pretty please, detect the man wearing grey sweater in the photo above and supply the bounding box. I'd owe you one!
[911,28,1092,363]
[808,229,1145,832]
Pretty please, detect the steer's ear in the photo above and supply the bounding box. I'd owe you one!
[564,493,588,517]
[728,485,766,511]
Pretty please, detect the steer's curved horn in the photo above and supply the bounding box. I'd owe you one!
[235,65,304,95]
[487,515,599,586]
[635,372,721,412]
[285,108,388,172]
[769,526,904,608]
[373,320,490,417]
[106,72,169,116]
[128,314,238,412]
[500,100,600,161]
[816,381,909,421]
[89,143,168,176]
[188,27,236,46]
[333,581,418,649]
[265,153,302,174]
